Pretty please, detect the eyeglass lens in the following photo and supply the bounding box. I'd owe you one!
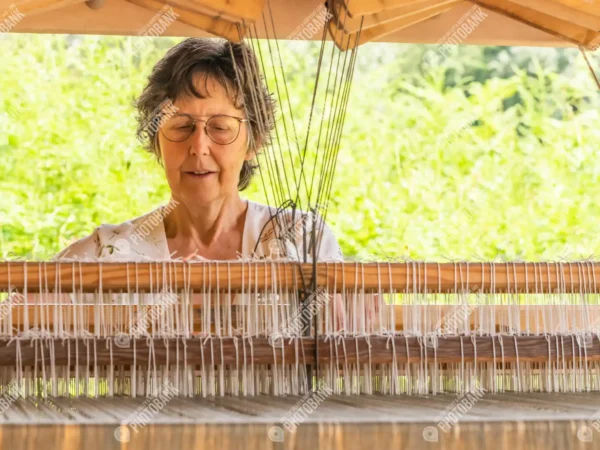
[162,115,242,145]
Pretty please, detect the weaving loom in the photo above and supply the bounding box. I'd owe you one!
[3,1,600,449]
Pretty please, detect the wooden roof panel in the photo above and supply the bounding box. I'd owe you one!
[383,2,565,46]
[6,0,596,48]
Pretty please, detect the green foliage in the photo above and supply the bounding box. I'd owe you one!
[0,35,599,261]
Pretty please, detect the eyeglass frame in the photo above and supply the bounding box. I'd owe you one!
[160,113,249,145]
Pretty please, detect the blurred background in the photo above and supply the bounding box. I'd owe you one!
[1,35,599,261]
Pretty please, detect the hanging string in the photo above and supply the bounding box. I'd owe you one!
[580,46,600,90]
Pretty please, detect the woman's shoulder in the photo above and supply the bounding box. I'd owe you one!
[54,206,169,261]
[247,200,320,225]
[246,200,343,261]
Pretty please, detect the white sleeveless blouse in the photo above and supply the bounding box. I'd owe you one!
[49,200,343,305]
[55,200,343,262]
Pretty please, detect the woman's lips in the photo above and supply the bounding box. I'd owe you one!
[184,171,216,179]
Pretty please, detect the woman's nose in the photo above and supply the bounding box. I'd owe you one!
[189,124,210,156]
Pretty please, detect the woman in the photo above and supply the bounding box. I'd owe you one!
[56,38,342,263]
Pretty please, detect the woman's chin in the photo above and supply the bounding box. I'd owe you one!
[173,179,239,205]
[184,192,219,205]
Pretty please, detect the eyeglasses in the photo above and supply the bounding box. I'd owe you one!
[161,114,248,145]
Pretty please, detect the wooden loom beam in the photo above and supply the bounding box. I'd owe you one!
[2,261,600,293]
[0,335,597,365]
[7,305,600,333]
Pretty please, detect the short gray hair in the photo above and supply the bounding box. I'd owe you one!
[135,38,276,190]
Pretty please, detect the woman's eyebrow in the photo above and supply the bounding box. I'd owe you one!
[171,109,237,117]
[173,111,239,118]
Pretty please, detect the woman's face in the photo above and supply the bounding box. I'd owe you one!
[157,76,252,207]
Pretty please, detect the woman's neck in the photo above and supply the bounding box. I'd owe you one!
[163,195,248,256]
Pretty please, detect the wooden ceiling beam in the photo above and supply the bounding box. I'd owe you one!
[329,1,461,50]
[158,0,245,24]
[342,0,442,17]
[8,0,208,36]
[384,2,566,46]
[0,0,87,15]
[558,0,600,16]
[126,0,245,42]
[5,0,574,48]
[1,0,85,16]
[474,0,599,47]
[331,0,464,34]
[507,0,600,32]
[185,0,264,22]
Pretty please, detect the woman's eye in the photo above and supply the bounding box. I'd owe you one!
[209,126,228,132]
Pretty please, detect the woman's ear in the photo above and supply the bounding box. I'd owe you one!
[244,148,257,161]
[154,133,165,167]
[245,136,260,160]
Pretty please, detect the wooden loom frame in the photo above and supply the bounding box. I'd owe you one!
[2,1,600,389]
[2,261,600,292]
[2,262,600,367]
